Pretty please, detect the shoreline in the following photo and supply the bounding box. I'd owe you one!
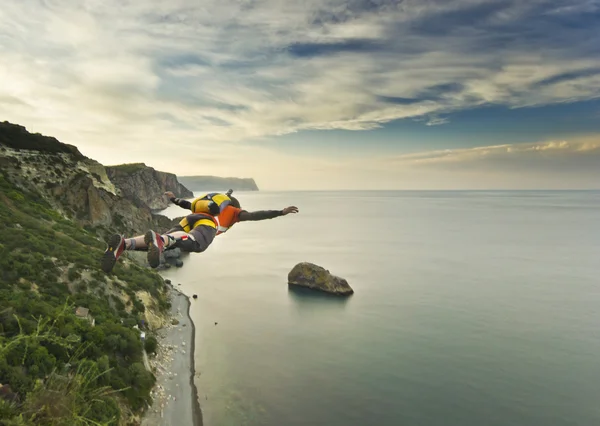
[186,285,203,426]
[141,282,203,426]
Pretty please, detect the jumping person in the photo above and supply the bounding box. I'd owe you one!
[163,190,298,236]
[101,191,298,273]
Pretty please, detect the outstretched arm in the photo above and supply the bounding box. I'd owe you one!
[164,191,192,210]
[238,206,298,222]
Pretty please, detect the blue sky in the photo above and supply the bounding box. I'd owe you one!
[256,99,600,156]
[0,0,599,189]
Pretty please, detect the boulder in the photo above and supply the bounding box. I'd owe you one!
[163,248,181,259]
[288,262,353,295]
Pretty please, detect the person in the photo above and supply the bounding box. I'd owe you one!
[101,191,299,273]
[163,190,298,236]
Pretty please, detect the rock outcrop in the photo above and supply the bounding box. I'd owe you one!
[0,122,177,237]
[288,262,354,295]
[0,121,84,159]
[177,175,259,192]
[106,163,193,210]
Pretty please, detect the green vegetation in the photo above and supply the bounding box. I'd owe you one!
[0,171,170,425]
[143,336,158,356]
[0,122,83,159]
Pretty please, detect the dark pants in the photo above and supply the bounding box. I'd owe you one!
[166,223,216,253]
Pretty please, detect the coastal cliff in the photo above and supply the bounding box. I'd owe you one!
[177,175,259,192]
[0,120,189,425]
[0,122,177,237]
[106,163,194,210]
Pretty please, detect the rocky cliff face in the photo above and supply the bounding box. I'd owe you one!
[177,175,259,192]
[0,122,177,237]
[106,164,193,210]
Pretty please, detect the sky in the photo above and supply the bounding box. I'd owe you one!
[0,0,599,190]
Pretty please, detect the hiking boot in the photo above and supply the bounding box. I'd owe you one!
[145,230,164,268]
[101,234,125,273]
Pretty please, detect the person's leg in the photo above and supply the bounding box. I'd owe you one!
[187,225,217,253]
[146,230,191,268]
[166,225,216,253]
[145,230,165,268]
[145,225,216,268]
[101,234,126,273]
[163,231,200,253]
[124,235,148,250]
[144,214,217,268]
[102,226,183,273]
[166,213,216,252]
[101,232,150,273]
[163,225,185,251]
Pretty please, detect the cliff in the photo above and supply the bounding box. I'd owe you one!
[0,121,85,159]
[0,158,171,425]
[0,120,182,425]
[106,163,194,210]
[177,175,259,192]
[0,122,178,238]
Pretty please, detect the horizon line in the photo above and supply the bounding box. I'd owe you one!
[197,188,600,192]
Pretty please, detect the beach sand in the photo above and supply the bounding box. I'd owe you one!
[141,285,203,426]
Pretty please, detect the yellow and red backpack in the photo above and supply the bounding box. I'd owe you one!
[189,192,232,216]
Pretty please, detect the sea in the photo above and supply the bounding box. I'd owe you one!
[157,190,600,426]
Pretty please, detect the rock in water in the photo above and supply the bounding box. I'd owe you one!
[163,248,181,259]
[288,262,354,295]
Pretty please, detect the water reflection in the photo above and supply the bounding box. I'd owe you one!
[287,285,352,311]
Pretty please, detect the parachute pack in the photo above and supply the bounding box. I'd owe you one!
[189,190,233,216]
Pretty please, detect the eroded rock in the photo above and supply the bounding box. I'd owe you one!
[288,262,354,295]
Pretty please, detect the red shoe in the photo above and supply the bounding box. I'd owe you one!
[101,234,125,273]
[145,230,164,268]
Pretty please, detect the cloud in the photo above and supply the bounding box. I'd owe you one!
[328,136,600,190]
[0,0,599,167]
[425,116,450,126]
[383,137,600,167]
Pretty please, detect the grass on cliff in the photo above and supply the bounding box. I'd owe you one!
[0,122,83,159]
[0,171,170,425]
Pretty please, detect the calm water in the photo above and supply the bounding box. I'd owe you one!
[158,190,600,426]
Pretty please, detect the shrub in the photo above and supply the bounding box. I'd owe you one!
[0,171,171,422]
[7,191,24,202]
[144,336,158,355]
[67,267,80,281]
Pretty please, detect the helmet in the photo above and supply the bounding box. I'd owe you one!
[229,196,241,209]
[225,189,240,208]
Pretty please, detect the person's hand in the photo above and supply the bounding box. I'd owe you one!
[282,206,299,215]
[164,191,175,199]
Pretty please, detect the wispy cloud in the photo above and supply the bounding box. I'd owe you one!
[384,138,600,167]
[331,136,600,190]
[0,0,599,154]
